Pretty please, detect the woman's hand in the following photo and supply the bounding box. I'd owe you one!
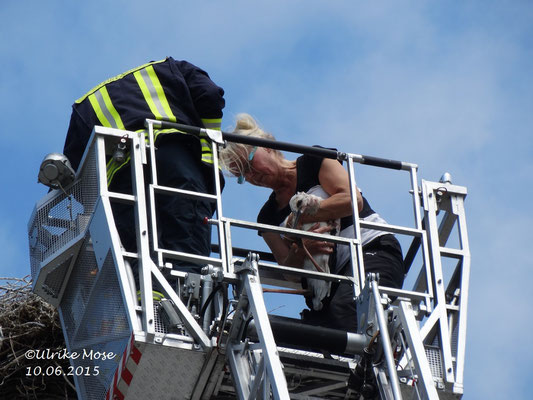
[263,223,334,273]
[300,223,335,255]
[285,212,296,229]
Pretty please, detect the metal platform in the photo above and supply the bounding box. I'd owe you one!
[28,121,470,399]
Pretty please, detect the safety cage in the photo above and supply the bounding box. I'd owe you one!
[27,120,471,400]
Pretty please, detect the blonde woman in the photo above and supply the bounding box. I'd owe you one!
[220,114,404,332]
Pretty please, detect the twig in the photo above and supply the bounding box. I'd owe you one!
[55,361,77,392]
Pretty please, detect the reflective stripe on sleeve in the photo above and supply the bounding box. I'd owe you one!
[199,118,220,165]
[88,87,125,129]
[201,118,222,130]
[134,66,177,122]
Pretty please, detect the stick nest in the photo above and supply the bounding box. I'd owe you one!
[0,276,77,399]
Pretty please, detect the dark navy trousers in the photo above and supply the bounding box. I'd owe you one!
[301,234,405,332]
[109,135,217,274]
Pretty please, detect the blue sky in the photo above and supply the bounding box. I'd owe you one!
[2,1,532,398]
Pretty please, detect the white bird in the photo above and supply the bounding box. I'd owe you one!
[283,185,340,311]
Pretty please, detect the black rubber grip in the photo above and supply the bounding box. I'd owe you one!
[156,121,203,135]
[362,155,403,170]
[222,132,339,160]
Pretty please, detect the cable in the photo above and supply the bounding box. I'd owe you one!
[199,283,223,321]
[241,315,254,342]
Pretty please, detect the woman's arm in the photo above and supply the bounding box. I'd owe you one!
[262,225,335,267]
[262,232,304,268]
[300,158,363,224]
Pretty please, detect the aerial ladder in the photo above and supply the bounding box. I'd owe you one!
[28,120,470,399]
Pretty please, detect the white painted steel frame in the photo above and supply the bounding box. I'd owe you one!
[46,124,470,400]
[226,254,290,400]
[420,180,470,395]
[94,129,140,332]
[93,126,211,348]
[398,301,441,399]
[370,276,403,400]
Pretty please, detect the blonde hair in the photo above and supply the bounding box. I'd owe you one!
[219,113,282,176]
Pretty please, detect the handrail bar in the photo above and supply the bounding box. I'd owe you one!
[148,119,417,171]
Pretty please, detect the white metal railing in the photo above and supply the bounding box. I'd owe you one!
[28,120,470,400]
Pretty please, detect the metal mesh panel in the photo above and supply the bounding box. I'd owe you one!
[41,255,74,300]
[28,181,84,278]
[154,302,169,334]
[425,345,443,379]
[28,145,99,281]
[78,144,99,211]
[68,250,131,400]
[451,321,458,375]
[72,336,129,399]
[126,344,207,399]
[59,233,100,340]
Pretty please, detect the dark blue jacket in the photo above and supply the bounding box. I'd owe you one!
[63,57,225,171]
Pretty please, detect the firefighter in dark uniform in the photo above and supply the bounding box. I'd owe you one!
[63,57,225,273]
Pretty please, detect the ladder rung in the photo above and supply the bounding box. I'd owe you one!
[151,184,218,202]
[360,220,424,237]
[108,192,136,203]
[439,247,465,259]
[446,304,459,311]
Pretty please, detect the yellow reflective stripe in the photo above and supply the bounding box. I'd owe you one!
[199,118,220,166]
[136,290,165,301]
[134,66,176,122]
[200,137,216,165]
[88,93,111,127]
[101,87,125,129]
[202,154,214,164]
[146,66,176,121]
[140,128,188,143]
[201,118,222,130]
[106,158,115,181]
[200,137,211,152]
[106,155,130,184]
[88,87,125,129]
[76,58,167,103]
[152,290,165,301]
[134,70,161,119]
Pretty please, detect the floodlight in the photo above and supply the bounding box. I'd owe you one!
[37,153,76,189]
